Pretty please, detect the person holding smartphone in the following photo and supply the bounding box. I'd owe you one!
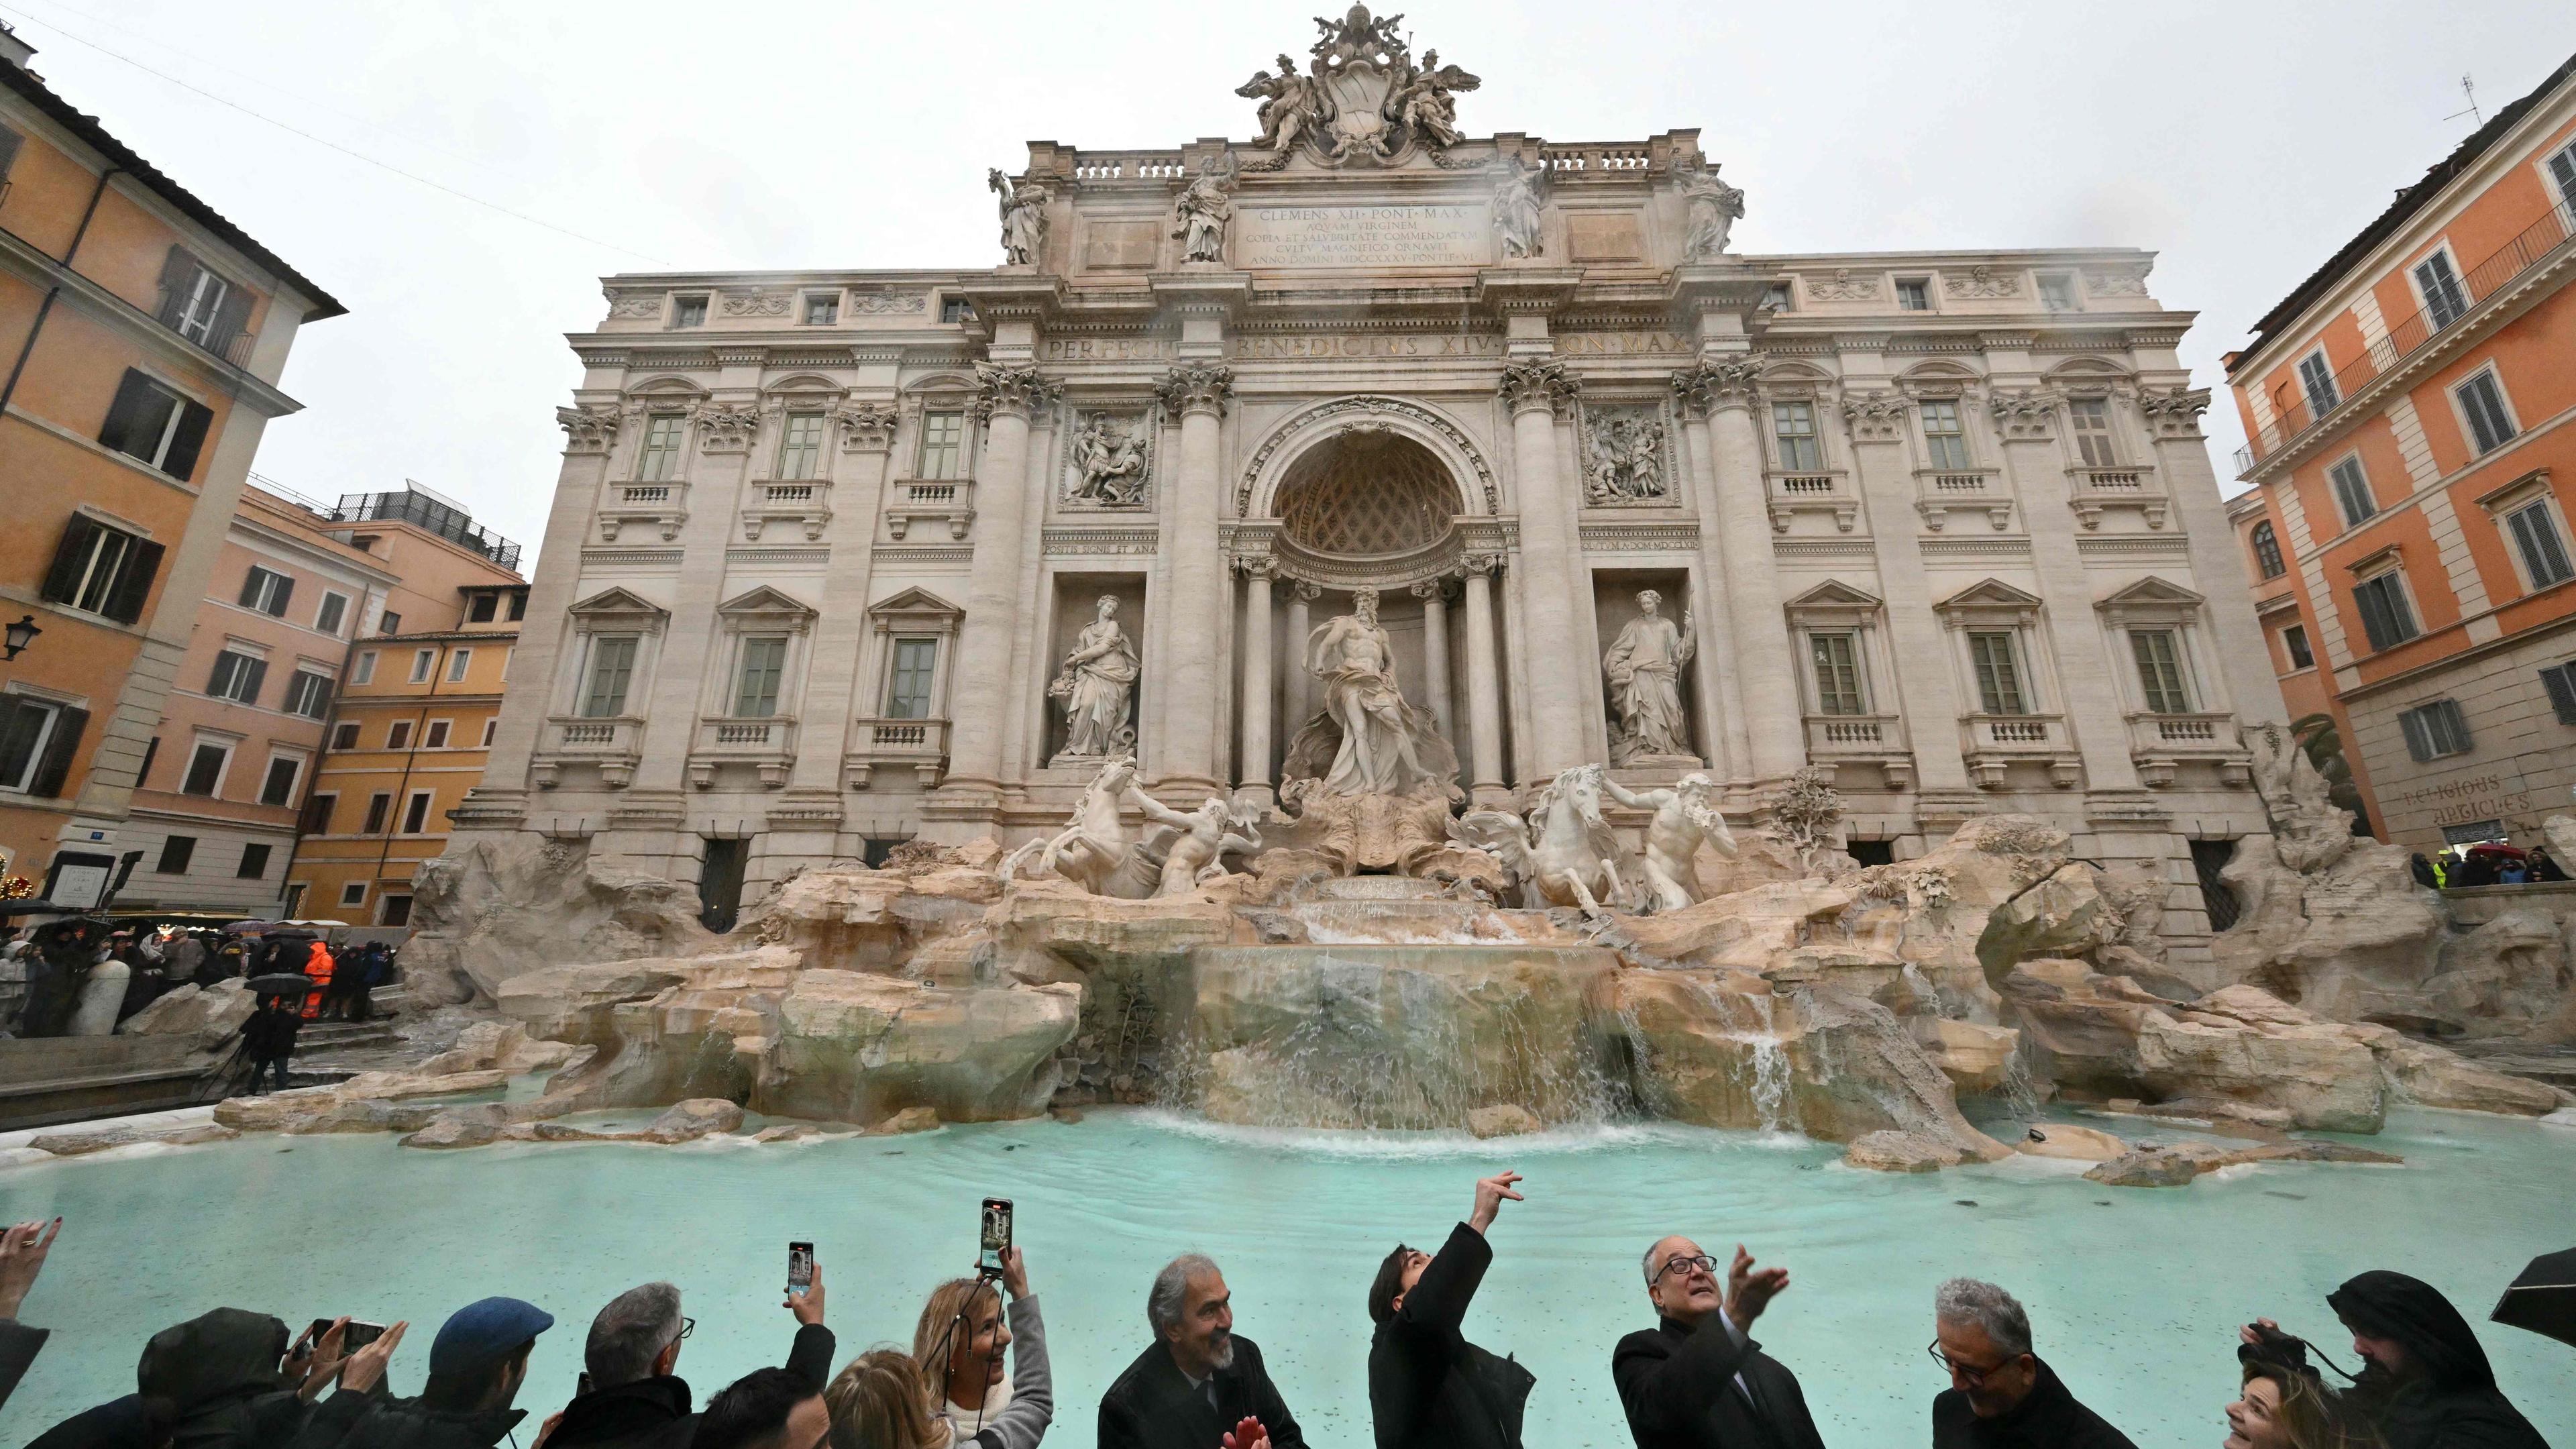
[1367,1171,1534,1449]
[547,1251,833,1449]
[914,1246,1053,1449]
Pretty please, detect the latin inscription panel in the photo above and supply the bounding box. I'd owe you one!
[1235,205,1490,268]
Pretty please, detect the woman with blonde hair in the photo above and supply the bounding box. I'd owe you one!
[2228,1352,2385,1449]
[908,1247,1052,1449]
[826,1349,941,1449]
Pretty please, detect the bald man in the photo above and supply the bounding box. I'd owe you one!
[1611,1237,1823,1449]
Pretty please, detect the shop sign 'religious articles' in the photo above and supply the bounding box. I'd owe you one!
[1235,204,1490,268]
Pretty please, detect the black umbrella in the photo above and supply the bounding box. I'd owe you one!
[245,973,316,996]
[225,919,277,932]
[0,898,70,916]
[2492,1247,2576,1350]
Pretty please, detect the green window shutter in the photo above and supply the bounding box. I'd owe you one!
[154,245,199,329]
[104,539,164,625]
[39,515,103,604]
[96,370,160,457]
[29,706,87,798]
[160,400,213,480]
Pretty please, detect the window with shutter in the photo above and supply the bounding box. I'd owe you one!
[2298,350,2339,419]
[0,699,58,792]
[582,637,639,717]
[0,126,22,184]
[239,566,294,616]
[43,515,159,624]
[331,721,359,751]
[2329,458,2375,529]
[2456,373,2518,454]
[2415,252,2470,328]
[2398,699,2472,759]
[154,245,203,331]
[2504,501,2575,590]
[315,592,348,635]
[2353,572,2420,651]
[2551,142,2576,207]
[28,706,85,798]
[284,672,332,719]
[2128,630,2191,712]
[386,720,413,749]
[97,369,209,480]
[137,735,158,789]
[424,720,450,749]
[206,651,266,704]
[2540,663,2576,727]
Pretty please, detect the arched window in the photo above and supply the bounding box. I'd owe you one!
[2250,521,2286,580]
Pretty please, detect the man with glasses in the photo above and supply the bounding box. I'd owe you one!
[549,1263,835,1449]
[1612,1236,1822,1449]
[1930,1278,2132,1448]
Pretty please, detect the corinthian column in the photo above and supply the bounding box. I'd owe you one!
[1237,559,1275,810]
[1284,580,1317,736]
[1675,358,1805,782]
[938,364,1053,806]
[1499,359,1589,775]
[1459,555,1508,803]
[1155,361,1234,794]
[1413,579,1453,739]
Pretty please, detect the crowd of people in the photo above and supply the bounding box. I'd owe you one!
[0,918,396,1046]
[0,1171,2556,1449]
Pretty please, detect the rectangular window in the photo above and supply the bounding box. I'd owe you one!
[2297,350,2339,419]
[481,718,497,747]
[362,792,392,834]
[284,671,333,720]
[2353,571,2420,651]
[582,636,639,717]
[2069,398,2117,468]
[423,720,451,749]
[38,513,164,624]
[1920,399,1972,470]
[2456,372,2517,454]
[445,648,472,684]
[97,370,212,480]
[339,880,368,907]
[205,650,267,704]
[1967,631,2027,714]
[2037,273,2076,310]
[237,843,271,879]
[2551,140,2576,207]
[2282,625,2314,670]
[0,698,82,796]
[467,591,498,623]
[1895,278,1930,311]
[378,610,401,635]
[916,411,966,480]
[2541,661,2576,725]
[2415,251,2470,329]
[314,591,348,635]
[401,790,434,834]
[940,297,974,324]
[671,294,708,328]
[258,755,300,807]
[409,649,435,684]
[638,414,687,481]
[352,651,377,686]
[2129,629,2191,713]
[380,894,413,927]
[385,720,413,750]
[884,637,938,718]
[802,293,839,325]
[171,265,231,347]
[238,566,295,618]
[137,735,158,788]
[330,721,360,751]
[735,637,788,717]
[2329,457,2375,528]
[2398,698,2473,761]
[1807,633,1864,715]
[180,742,228,797]
[2505,500,2575,590]
[155,835,195,874]
[507,592,527,622]
[299,791,337,834]
[777,411,827,480]
[1770,401,1822,471]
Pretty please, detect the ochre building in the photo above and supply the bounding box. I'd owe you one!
[455,13,2283,964]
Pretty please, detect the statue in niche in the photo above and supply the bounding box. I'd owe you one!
[1678,160,1745,261]
[1132,794,1265,897]
[1236,54,1328,154]
[1491,154,1545,259]
[1603,772,1736,914]
[1048,596,1139,761]
[1603,590,1697,764]
[1302,587,1440,796]
[1169,155,1237,264]
[1069,414,1150,507]
[987,168,1052,266]
[1278,586,1464,875]
[1585,411,1668,504]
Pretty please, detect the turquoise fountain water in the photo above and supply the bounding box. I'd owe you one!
[3,1107,2570,1446]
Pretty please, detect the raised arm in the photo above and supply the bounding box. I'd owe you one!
[973,1252,1052,1449]
[1601,777,1653,810]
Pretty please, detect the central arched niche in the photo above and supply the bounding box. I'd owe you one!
[1273,430,1460,567]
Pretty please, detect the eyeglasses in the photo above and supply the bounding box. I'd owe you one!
[681,1317,696,1339]
[1650,1253,1720,1285]
[1927,1340,2012,1386]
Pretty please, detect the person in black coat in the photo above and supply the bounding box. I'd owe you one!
[2245,1270,2548,1449]
[240,998,303,1093]
[1098,1254,1304,1449]
[547,1263,834,1449]
[1367,1170,1533,1449]
[1928,1278,2133,1449]
[1612,1237,1822,1449]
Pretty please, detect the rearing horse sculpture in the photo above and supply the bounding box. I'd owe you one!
[1453,763,1628,918]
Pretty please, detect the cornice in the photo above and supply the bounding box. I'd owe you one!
[0,227,305,419]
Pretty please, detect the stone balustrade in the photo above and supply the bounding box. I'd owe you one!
[596,480,689,542]
[845,716,950,790]
[885,478,973,541]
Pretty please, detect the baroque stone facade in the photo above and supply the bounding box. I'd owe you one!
[453,8,2282,963]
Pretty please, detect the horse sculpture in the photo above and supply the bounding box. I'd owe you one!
[1452,763,1628,917]
[1000,755,1144,896]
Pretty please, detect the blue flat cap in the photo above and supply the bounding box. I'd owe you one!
[429,1297,554,1378]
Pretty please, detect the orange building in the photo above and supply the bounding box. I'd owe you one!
[2225,53,2576,853]
[0,32,341,905]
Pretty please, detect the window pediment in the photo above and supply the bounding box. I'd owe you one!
[568,586,670,635]
[716,586,816,634]
[1935,578,2043,629]
[866,586,964,634]
[1784,579,1884,629]
[2475,467,2553,515]
[2096,574,2204,627]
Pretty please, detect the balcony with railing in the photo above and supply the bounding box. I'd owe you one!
[2237,198,2576,473]
[2125,712,2247,788]
[1960,712,2080,790]
[1765,470,1858,532]
[845,717,951,790]
[690,716,798,788]
[741,479,833,542]
[533,716,645,788]
[2064,464,2167,530]
[1912,466,2010,531]
[1804,713,1914,790]
[886,478,975,541]
[596,480,690,543]
[333,487,525,570]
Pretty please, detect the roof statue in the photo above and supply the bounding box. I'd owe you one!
[1236,4,1481,169]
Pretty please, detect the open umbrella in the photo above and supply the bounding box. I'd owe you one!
[0,898,70,916]
[2492,1247,2576,1350]
[244,973,316,996]
[224,920,277,932]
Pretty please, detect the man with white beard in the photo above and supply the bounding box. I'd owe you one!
[1097,1254,1306,1449]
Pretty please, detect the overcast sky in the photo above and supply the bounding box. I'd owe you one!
[12,0,2573,569]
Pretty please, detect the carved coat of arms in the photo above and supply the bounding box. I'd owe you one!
[1235,5,1481,168]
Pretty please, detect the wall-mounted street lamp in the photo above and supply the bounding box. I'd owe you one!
[2,616,38,661]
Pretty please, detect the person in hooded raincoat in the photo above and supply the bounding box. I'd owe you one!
[42,1307,319,1449]
[300,939,334,1022]
[2247,1270,2548,1449]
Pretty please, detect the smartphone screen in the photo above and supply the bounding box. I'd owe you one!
[979,1198,1013,1273]
[788,1241,815,1295]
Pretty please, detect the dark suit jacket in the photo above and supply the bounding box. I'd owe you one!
[1932,1360,2136,1449]
[1097,1335,1305,1449]
[1368,1223,1530,1449]
[1611,1313,1826,1449]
